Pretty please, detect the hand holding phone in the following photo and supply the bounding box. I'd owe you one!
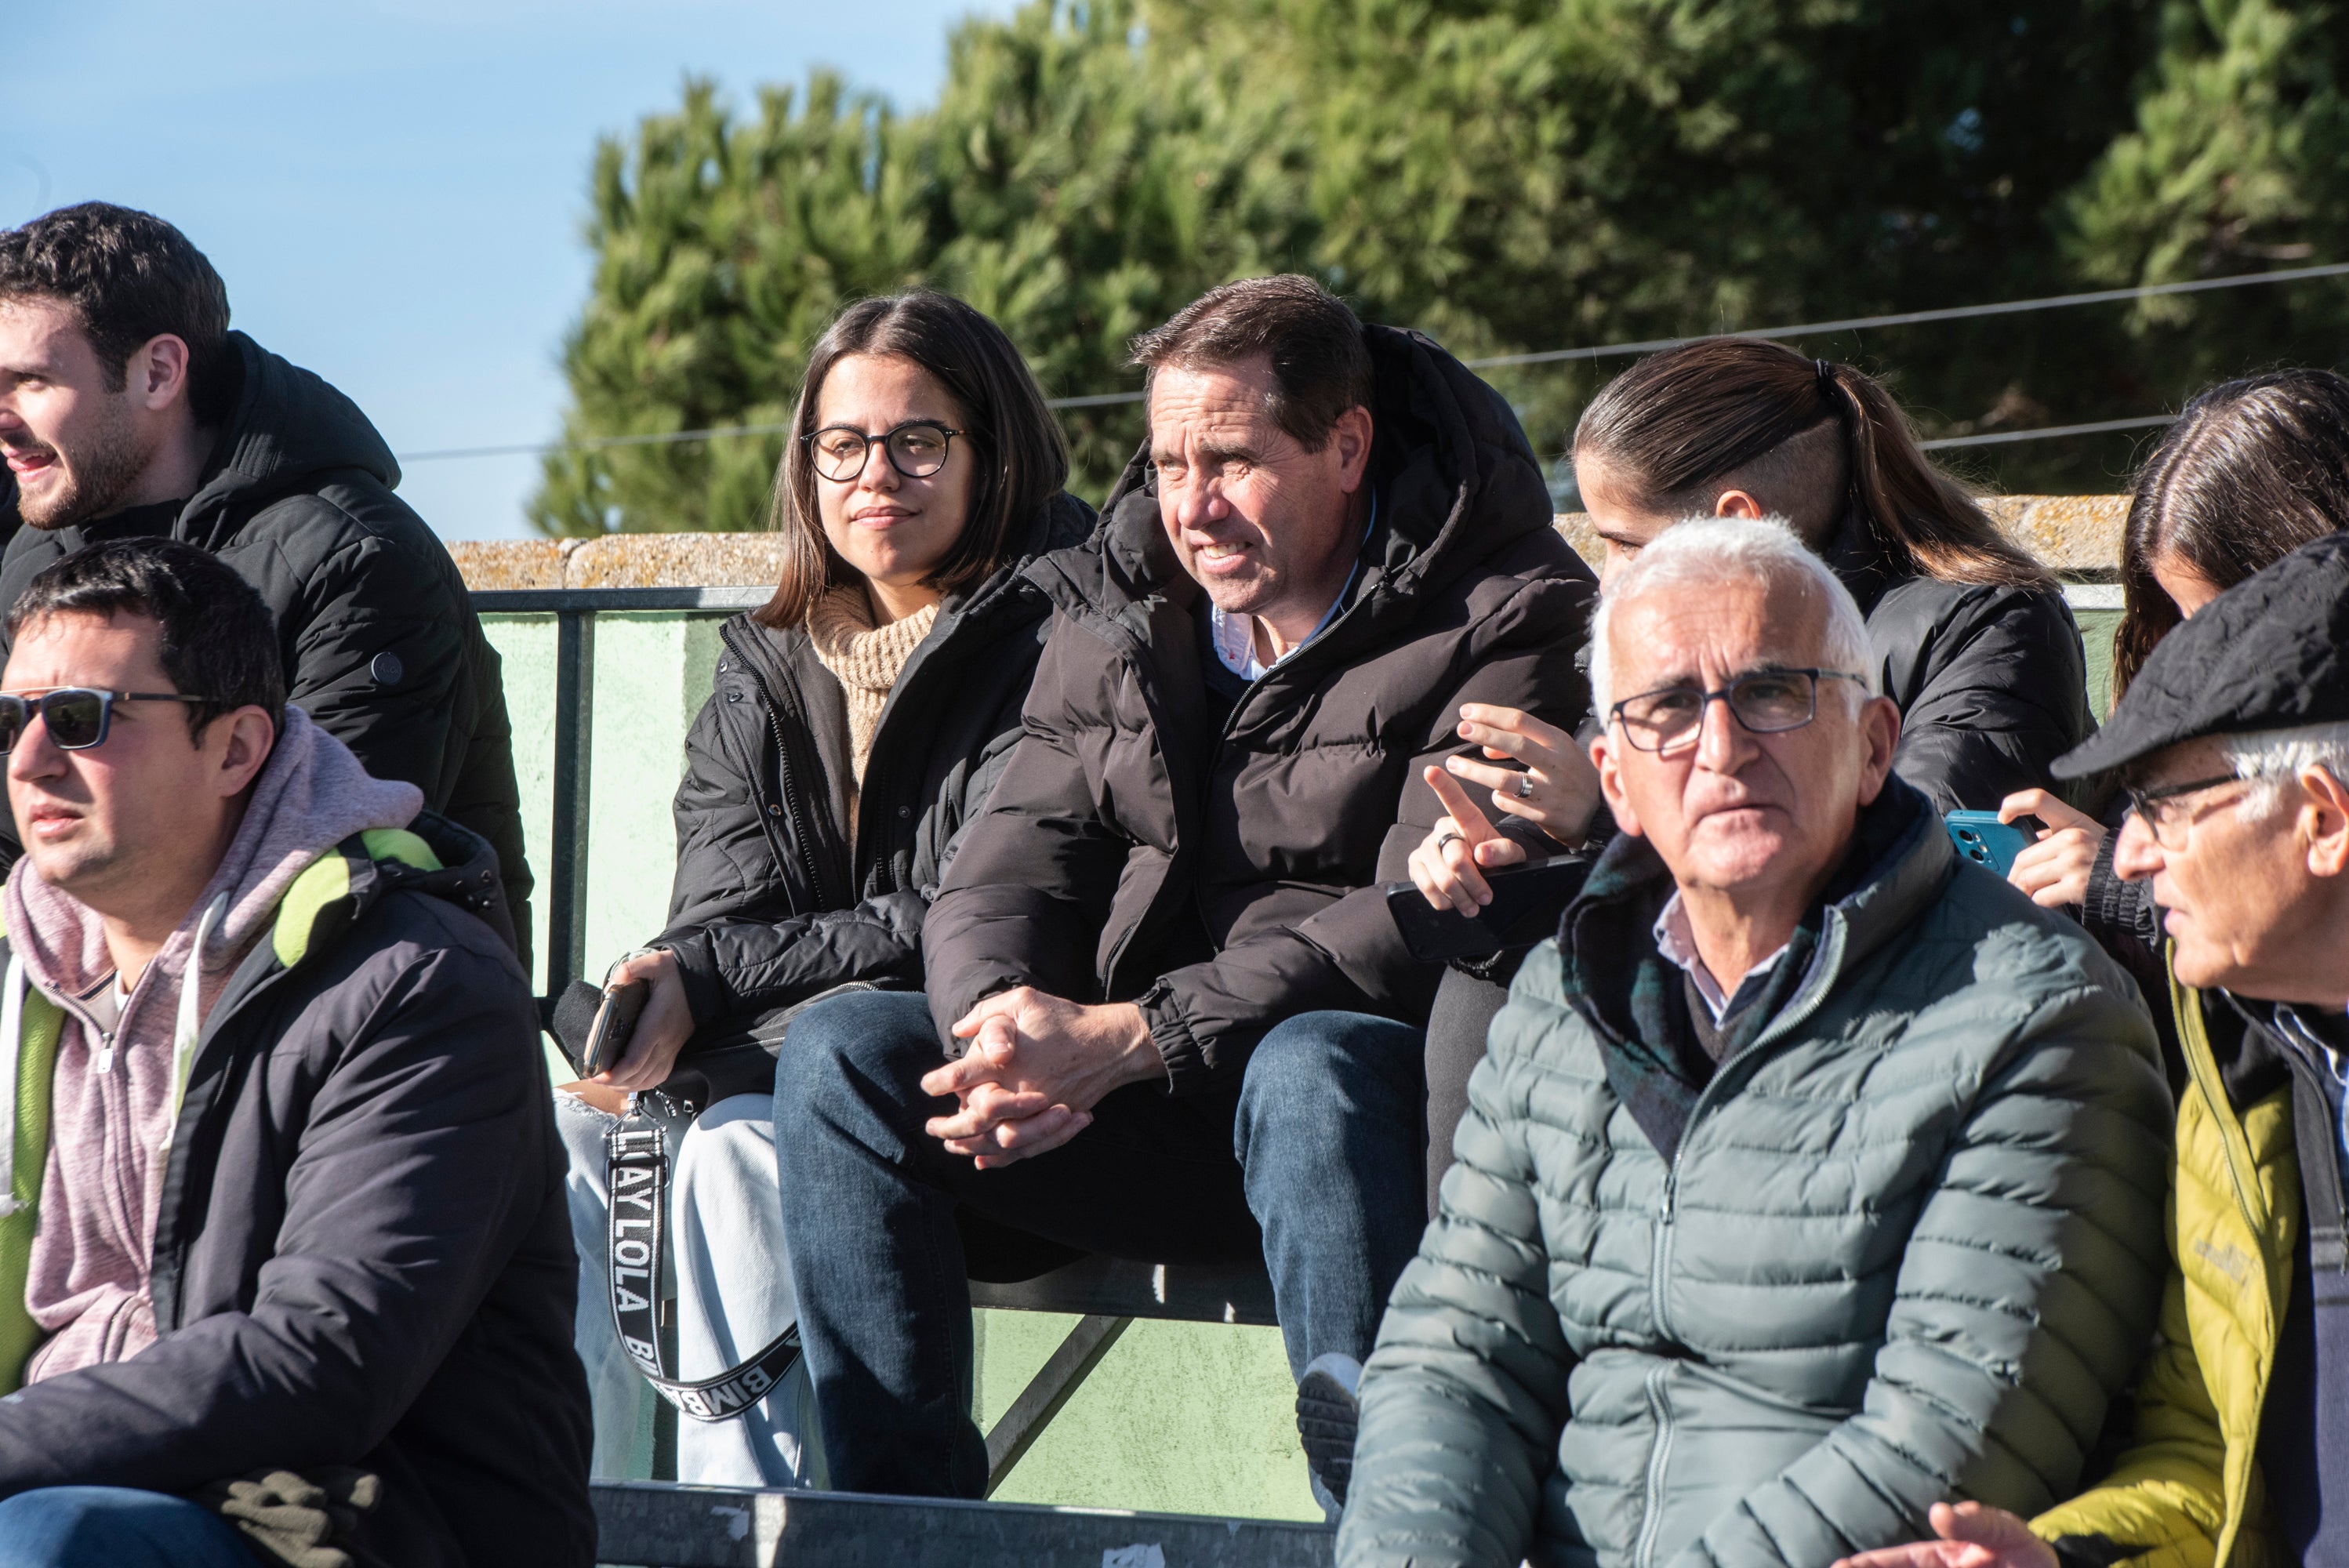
[1388,856,1590,962]
[583,978,651,1079]
[1944,811,2033,877]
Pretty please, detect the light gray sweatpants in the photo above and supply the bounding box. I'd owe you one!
[556,1090,823,1486]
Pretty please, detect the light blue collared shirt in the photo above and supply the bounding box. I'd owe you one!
[1651,892,1789,1025]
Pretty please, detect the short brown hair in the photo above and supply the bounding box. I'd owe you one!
[757,291,1069,630]
[1131,275,1372,452]
[0,204,236,427]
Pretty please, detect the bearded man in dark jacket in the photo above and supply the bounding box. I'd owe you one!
[774,275,1597,1508]
[0,538,588,1568]
[0,204,531,964]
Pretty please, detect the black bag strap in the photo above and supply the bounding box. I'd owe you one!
[605,1108,802,1422]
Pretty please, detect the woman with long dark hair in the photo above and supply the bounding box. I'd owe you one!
[554,291,1091,1485]
[1407,336,2092,1213]
[1996,369,2349,1001]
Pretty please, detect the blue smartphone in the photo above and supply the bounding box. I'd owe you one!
[1944,810,2032,877]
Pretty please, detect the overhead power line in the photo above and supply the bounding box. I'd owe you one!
[399,423,797,464]
[1919,413,2178,452]
[1463,257,2349,370]
[394,259,2349,465]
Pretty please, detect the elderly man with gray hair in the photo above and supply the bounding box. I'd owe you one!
[1337,517,2172,1567]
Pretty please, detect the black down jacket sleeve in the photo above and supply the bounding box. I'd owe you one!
[0,936,548,1495]
[1142,576,1592,1091]
[1873,579,2093,814]
[280,517,481,816]
[655,677,1033,1029]
[920,624,1156,1033]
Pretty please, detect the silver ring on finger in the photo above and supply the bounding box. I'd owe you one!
[1516,771,1536,799]
[1435,832,1464,853]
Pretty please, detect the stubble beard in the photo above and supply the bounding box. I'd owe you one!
[17,397,154,531]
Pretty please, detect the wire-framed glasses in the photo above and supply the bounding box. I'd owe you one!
[2121,771,2245,847]
[1610,667,1869,753]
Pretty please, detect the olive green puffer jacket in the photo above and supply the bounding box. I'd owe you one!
[1341,789,2174,1568]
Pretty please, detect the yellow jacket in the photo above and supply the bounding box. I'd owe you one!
[2031,973,2299,1567]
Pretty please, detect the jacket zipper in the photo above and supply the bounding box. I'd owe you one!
[1628,916,1848,1557]
[721,619,846,911]
[1644,922,1842,1340]
[1634,1364,1675,1568]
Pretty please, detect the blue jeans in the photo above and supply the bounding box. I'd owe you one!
[0,1487,260,1567]
[773,989,1425,1497]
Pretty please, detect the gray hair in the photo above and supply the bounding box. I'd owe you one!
[1589,514,1878,713]
[2218,719,2349,815]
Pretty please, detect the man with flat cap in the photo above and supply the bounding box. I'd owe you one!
[1841,532,2349,1568]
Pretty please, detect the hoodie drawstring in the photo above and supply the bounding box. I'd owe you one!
[160,891,229,1156]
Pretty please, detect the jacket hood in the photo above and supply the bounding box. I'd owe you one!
[179,333,401,535]
[1073,325,1559,621]
[5,708,423,1005]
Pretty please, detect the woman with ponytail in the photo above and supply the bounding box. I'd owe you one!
[1405,336,2089,1213]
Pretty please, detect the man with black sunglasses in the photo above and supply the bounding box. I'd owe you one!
[1846,531,2349,1568]
[1340,516,2169,1567]
[0,203,532,967]
[0,536,590,1566]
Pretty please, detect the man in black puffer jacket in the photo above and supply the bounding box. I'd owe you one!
[775,277,1596,1508]
[0,204,531,964]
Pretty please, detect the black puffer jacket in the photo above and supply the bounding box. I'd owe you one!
[0,334,532,963]
[655,492,1095,1036]
[1822,512,2094,812]
[924,328,1598,1093]
[0,814,593,1568]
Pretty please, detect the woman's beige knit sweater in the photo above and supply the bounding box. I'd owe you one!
[805,585,938,833]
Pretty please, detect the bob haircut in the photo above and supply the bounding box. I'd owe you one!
[757,291,1068,629]
[2114,369,2349,699]
[1574,336,2046,591]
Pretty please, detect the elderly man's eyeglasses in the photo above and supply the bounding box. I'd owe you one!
[1610,668,1869,753]
[2121,771,2244,845]
[803,421,964,484]
[0,688,209,753]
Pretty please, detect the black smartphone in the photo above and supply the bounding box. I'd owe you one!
[1386,855,1588,963]
[582,978,650,1077]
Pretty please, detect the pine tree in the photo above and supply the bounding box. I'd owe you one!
[2063,0,2349,384]
[535,0,2349,534]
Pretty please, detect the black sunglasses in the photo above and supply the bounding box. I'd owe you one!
[0,688,210,753]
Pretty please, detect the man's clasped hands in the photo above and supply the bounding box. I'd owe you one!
[922,990,1165,1167]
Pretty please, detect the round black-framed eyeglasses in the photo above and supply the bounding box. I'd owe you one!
[802,420,965,483]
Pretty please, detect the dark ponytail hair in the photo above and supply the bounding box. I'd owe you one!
[757,290,1068,630]
[1573,336,2046,590]
[2112,370,2349,700]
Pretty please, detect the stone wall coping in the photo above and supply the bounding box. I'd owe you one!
[451,494,2129,593]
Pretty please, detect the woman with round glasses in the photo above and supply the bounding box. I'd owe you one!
[554,290,1091,1486]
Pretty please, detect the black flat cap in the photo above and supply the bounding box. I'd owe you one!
[2054,531,2349,779]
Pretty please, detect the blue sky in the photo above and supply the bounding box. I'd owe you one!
[9,0,1008,539]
